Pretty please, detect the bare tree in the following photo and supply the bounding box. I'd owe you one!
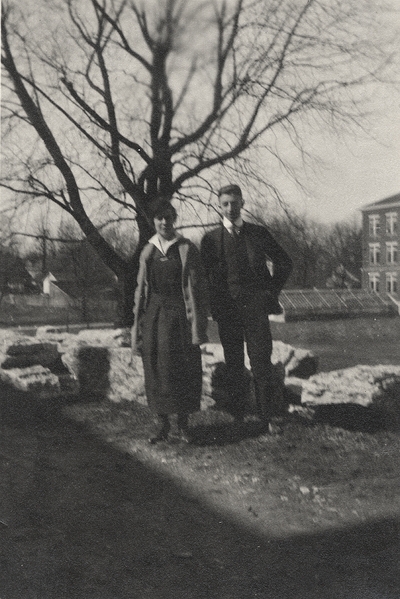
[325,219,362,282]
[47,223,117,325]
[267,211,327,288]
[1,0,396,322]
[0,245,34,303]
[266,211,362,288]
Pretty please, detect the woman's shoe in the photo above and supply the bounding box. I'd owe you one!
[178,428,191,444]
[149,418,170,444]
[149,430,169,444]
[177,414,190,443]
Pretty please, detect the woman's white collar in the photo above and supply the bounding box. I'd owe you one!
[149,234,180,255]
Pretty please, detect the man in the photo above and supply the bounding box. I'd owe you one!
[200,184,292,432]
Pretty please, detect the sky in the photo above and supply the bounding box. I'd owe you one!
[1,0,400,242]
[288,88,400,224]
[276,0,400,225]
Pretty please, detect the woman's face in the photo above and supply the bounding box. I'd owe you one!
[154,210,176,240]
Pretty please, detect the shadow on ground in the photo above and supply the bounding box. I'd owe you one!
[286,387,395,434]
[312,404,389,434]
[1,387,399,599]
[189,419,266,446]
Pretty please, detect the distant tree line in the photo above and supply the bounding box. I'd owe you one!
[1,211,362,316]
[261,212,362,290]
[2,0,391,323]
[1,220,133,323]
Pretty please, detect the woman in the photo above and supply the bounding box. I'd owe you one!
[132,200,208,443]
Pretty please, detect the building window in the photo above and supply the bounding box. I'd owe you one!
[368,273,380,292]
[369,243,380,264]
[386,241,398,264]
[386,272,398,294]
[385,212,398,235]
[368,214,380,237]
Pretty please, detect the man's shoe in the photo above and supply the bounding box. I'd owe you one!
[149,421,170,444]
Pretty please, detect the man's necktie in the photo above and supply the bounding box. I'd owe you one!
[232,226,241,237]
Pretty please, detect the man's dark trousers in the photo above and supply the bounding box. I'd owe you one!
[216,289,274,421]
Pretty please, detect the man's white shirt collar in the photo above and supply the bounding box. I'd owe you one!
[149,234,180,255]
[223,216,243,231]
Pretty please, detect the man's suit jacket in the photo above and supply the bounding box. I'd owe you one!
[200,222,292,320]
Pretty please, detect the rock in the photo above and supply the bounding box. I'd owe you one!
[0,329,78,400]
[201,341,315,416]
[201,343,286,416]
[301,365,400,428]
[62,341,248,410]
[271,340,295,369]
[5,340,58,356]
[62,335,310,413]
[107,349,146,404]
[57,330,126,356]
[200,344,224,407]
[35,326,74,347]
[270,341,318,378]
[0,334,61,372]
[0,365,61,398]
[0,365,78,400]
[35,325,64,337]
[0,347,60,370]
[284,376,306,400]
[201,340,316,375]
[0,329,30,349]
[302,365,400,407]
[58,373,80,397]
[75,328,131,347]
[62,346,146,404]
[0,327,318,413]
[285,348,318,379]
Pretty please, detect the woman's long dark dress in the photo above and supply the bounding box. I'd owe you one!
[141,243,202,415]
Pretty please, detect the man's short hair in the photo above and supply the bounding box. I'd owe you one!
[218,184,242,198]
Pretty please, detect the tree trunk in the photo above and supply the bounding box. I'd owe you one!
[115,264,138,328]
[115,239,149,328]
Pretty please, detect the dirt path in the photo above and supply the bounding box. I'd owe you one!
[2,413,267,599]
[1,386,399,599]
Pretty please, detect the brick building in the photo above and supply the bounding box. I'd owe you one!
[361,193,400,295]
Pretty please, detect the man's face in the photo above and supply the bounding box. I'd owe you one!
[218,193,244,223]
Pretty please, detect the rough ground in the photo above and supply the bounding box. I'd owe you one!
[1,383,399,599]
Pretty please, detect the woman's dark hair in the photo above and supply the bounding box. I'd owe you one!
[151,198,177,221]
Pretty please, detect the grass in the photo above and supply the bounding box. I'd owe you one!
[207,315,400,372]
[270,315,400,371]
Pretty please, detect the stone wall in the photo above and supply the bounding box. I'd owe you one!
[0,330,78,400]
[2,327,399,429]
[300,365,400,429]
[1,328,318,414]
